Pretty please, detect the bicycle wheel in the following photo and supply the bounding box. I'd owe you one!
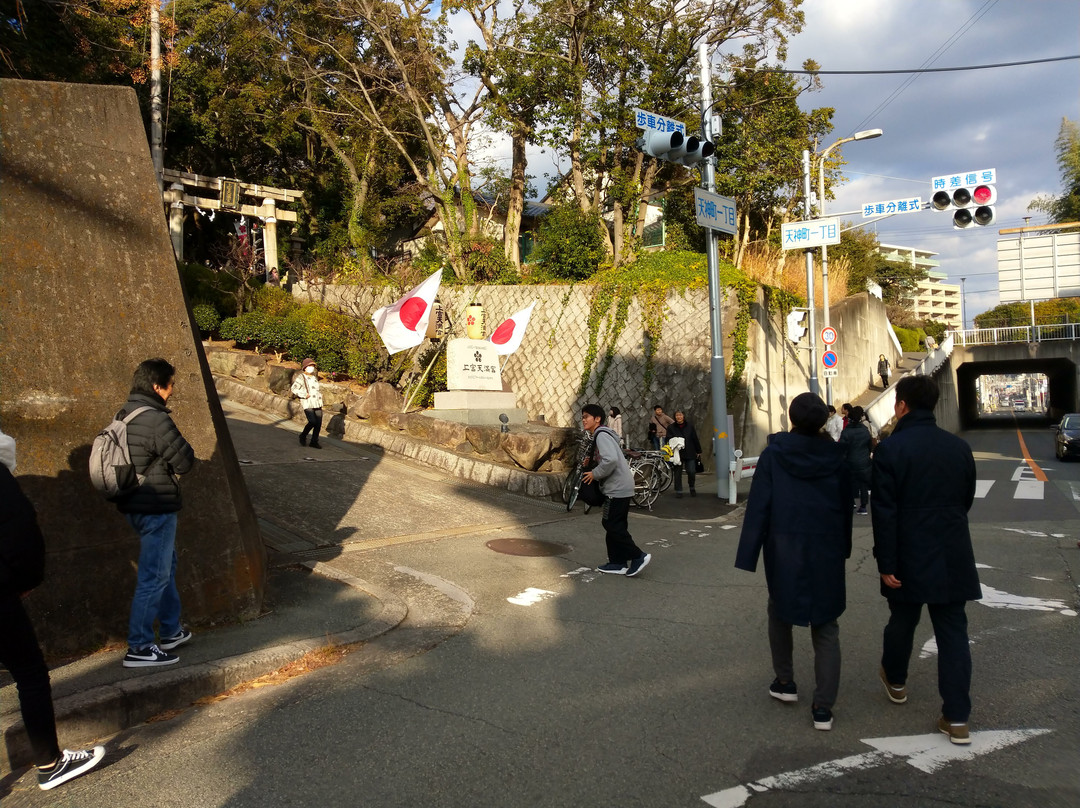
[564,466,583,511]
[632,461,660,509]
[655,459,673,492]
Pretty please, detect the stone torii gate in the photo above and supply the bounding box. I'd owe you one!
[161,168,303,272]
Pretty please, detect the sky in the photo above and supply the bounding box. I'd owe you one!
[450,0,1079,327]
[774,0,1080,325]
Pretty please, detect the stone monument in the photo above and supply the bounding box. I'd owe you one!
[0,79,265,655]
[431,339,528,425]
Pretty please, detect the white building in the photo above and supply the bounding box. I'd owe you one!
[877,243,962,328]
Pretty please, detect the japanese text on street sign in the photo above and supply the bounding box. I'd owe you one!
[633,107,686,135]
[822,368,838,378]
[693,188,737,235]
[931,168,996,191]
[862,197,922,218]
[781,217,840,250]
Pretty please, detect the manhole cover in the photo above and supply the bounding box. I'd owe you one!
[486,538,571,557]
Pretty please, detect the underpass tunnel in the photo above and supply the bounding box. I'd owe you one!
[956,357,1077,430]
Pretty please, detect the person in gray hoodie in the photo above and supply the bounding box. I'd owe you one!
[581,404,650,577]
[735,393,853,731]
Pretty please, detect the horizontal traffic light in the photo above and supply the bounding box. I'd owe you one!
[932,183,997,228]
[636,129,714,167]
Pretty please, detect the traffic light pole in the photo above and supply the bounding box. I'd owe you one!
[802,149,820,396]
[699,42,730,500]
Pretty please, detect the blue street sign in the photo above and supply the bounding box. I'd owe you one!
[822,350,838,368]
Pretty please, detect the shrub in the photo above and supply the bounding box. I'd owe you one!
[892,325,926,352]
[409,343,448,408]
[219,311,268,346]
[532,204,606,281]
[191,303,221,337]
[254,285,298,318]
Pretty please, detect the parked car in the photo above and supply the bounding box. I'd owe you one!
[1054,413,1080,460]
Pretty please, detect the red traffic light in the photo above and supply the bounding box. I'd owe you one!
[972,184,994,205]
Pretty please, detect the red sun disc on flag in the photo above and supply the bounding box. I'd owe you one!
[398,297,428,331]
[491,319,516,345]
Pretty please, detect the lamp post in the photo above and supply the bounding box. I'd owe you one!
[816,128,883,404]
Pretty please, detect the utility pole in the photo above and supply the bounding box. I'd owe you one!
[150,1,164,194]
[802,150,819,396]
[699,42,729,500]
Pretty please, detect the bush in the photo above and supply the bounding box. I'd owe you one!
[254,285,297,318]
[409,343,448,408]
[892,325,926,352]
[191,303,221,337]
[532,204,606,281]
[219,311,269,346]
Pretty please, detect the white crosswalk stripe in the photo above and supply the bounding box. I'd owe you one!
[975,480,995,498]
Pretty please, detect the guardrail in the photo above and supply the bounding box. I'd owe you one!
[728,449,759,505]
[947,322,1080,346]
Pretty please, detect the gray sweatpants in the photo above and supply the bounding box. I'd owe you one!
[767,598,841,711]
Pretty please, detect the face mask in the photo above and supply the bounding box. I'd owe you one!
[304,366,315,374]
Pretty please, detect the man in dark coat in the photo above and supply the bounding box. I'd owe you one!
[735,393,853,731]
[871,375,980,745]
[838,405,873,514]
[116,359,196,669]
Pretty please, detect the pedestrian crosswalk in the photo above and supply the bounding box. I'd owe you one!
[974,464,1047,500]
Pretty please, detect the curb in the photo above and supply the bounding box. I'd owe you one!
[0,566,408,776]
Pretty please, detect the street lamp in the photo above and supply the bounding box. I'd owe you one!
[816,128,883,404]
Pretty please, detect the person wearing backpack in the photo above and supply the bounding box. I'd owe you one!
[114,359,195,668]
[1,429,106,790]
[580,404,651,577]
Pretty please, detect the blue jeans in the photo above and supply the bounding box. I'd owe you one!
[126,512,182,650]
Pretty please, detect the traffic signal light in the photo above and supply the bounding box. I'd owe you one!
[786,309,808,344]
[636,130,714,167]
[931,174,997,229]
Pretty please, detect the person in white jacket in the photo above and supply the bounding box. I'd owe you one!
[825,405,844,441]
[291,358,324,449]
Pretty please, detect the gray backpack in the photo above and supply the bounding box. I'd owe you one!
[88,406,153,500]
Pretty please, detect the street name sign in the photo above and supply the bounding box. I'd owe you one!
[633,107,686,136]
[693,188,737,235]
[862,197,922,218]
[931,168,996,192]
[781,217,840,250]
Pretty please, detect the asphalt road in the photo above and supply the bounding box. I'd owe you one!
[6,413,1078,808]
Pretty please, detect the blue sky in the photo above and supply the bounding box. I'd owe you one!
[776,0,1080,323]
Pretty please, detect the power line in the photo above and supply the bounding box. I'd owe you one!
[771,55,1077,76]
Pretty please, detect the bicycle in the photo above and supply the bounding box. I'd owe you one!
[634,446,674,493]
[562,431,594,512]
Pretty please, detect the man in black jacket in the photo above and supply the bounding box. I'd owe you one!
[117,359,196,668]
[871,375,980,745]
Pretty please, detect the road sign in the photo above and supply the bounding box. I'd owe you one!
[821,326,837,345]
[781,217,840,250]
[822,350,838,368]
[862,197,922,218]
[822,368,838,378]
[693,188,737,235]
[633,108,686,135]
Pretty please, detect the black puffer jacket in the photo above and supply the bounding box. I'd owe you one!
[0,463,46,595]
[838,420,873,478]
[115,392,195,514]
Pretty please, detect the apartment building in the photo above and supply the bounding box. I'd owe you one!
[877,243,962,328]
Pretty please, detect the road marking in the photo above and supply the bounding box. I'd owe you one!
[700,729,1051,806]
[979,583,1075,615]
[975,480,995,498]
[1014,429,1048,482]
[506,587,556,606]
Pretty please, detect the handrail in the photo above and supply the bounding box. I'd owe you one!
[945,322,1080,347]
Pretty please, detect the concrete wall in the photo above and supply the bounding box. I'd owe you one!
[296,284,901,462]
[0,80,265,655]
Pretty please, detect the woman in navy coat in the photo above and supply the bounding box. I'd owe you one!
[735,393,853,730]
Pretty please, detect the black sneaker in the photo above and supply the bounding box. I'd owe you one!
[596,562,628,574]
[38,746,105,790]
[812,705,833,731]
[122,644,179,668]
[626,553,652,577]
[159,627,192,651]
[299,434,307,446]
[769,677,798,703]
[309,441,323,449]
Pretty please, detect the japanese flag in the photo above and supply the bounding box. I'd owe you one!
[371,269,442,355]
[489,301,538,356]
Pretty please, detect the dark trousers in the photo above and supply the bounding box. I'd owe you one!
[601,496,642,564]
[301,407,323,443]
[851,468,870,508]
[672,463,695,493]
[0,592,61,767]
[767,599,841,711]
[881,599,972,722]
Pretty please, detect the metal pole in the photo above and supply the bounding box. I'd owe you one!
[150,1,164,194]
[817,156,831,404]
[960,277,967,330]
[803,149,819,396]
[700,42,729,499]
